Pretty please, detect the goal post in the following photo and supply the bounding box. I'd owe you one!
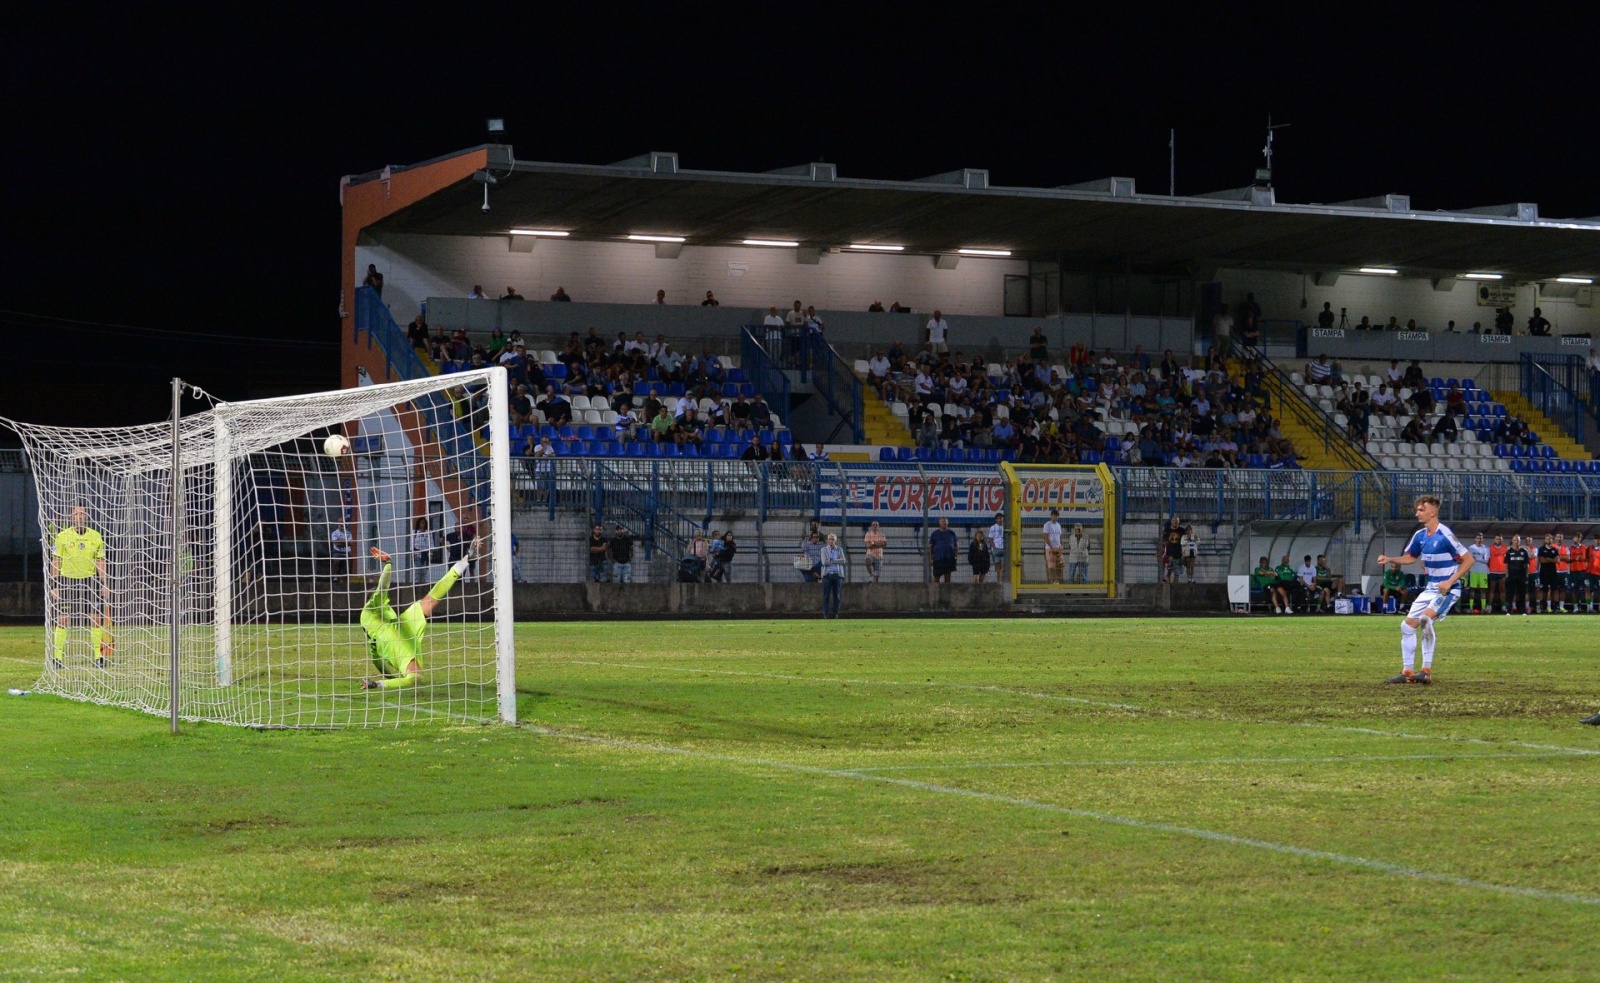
[5,367,515,729]
[999,462,1117,597]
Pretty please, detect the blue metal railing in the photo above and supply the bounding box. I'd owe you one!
[740,327,792,427]
[354,286,429,382]
[1521,352,1598,447]
[806,331,866,443]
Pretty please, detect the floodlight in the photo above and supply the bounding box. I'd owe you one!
[628,234,686,243]
[846,243,905,252]
[742,239,800,248]
[1555,277,1593,285]
[958,248,1012,257]
[509,229,570,237]
[1358,267,1398,275]
[1460,272,1503,280]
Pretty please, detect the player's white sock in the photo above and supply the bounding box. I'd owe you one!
[1420,620,1435,670]
[1400,621,1418,672]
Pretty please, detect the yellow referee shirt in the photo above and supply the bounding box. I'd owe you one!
[54,527,105,579]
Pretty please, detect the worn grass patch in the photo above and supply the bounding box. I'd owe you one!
[2,616,1600,980]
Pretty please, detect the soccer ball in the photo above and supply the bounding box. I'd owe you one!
[323,434,351,458]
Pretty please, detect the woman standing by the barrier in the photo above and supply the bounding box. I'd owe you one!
[820,533,846,618]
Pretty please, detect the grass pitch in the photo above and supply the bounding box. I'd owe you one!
[3,615,1600,981]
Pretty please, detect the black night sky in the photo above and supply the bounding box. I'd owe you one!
[5,4,1597,428]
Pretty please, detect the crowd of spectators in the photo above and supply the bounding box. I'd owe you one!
[868,338,1298,469]
[1305,300,1545,336]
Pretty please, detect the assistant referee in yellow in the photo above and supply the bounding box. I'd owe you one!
[49,504,112,668]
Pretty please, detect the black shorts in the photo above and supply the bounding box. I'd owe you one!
[55,577,101,620]
[1487,573,1506,582]
[933,558,958,577]
[1539,569,1565,590]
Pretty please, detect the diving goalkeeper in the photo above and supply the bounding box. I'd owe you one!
[359,536,479,690]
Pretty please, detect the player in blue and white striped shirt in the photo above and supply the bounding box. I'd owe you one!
[1376,495,1473,685]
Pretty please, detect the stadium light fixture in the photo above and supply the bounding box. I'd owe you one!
[487,118,505,135]
[1555,276,1594,285]
[627,234,687,243]
[742,239,800,248]
[1357,267,1399,275]
[1460,272,1503,280]
[846,243,905,252]
[958,248,1013,257]
[509,229,569,237]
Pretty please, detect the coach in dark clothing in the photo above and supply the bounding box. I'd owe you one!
[1505,536,1531,615]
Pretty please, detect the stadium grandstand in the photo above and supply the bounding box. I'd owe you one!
[9,139,1600,619]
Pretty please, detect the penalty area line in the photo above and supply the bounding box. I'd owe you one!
[527,723,1600,909]
[556,660,1600,759]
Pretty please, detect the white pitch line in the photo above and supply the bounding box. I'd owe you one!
[850,750,1594,773]
[527,724,1600,909]
[555,660,1600,758]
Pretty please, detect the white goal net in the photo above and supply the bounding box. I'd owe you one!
[6,368,515,728]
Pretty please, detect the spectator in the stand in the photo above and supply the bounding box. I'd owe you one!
[1401,360,1426,390]
[1306,354,1333,384]
[926,310,950,353]
[1445,320,1459,333]
[468,284,488,300]
[762,306,785,352]
[407,317,429,350]
[1317,302,1335,330]
[550,286,572,302]
[968,530,993,583]
[808,443,829,462]
[486,327,508,358]
[1371,384,1397,412]
[1408,386,1436,416]
[928,518,959,584]
[866,350,891,395]
[1028,326,1049,362]
[740,435,768,461]
[652,289,667,305]
[608,523,634,583]
[1399,413,1427,444]
[767,439,788,463]
[1354,316,1372,330]
[1495,307,1515,334]
[1445,385,1468,417]
[648,406,674,442]
[1212,305,1233,344]
[750,393,772,427]
[1404,319,1420,332]
[1383,316,1399,331]
[1385,359,1403,385]
[804,306,825,333]
[363,264,384,295]
[1238,311,1261,349]
[501,286,523,301]
[889,301,908,313]
[709,531,737,582]
[886,339,907,373]
[819,534,846,618]
[701,290,720,307]
[510,385,534,425]
[1528,307,1552,336]
[536,386,571,425]
[785,300,805,326]
[587,523,610,583]
[1237,292,1262,338]
[863,522,887,582]
[1431,412,1458,444]
[868,299,886,312]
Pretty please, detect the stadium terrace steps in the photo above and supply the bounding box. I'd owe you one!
[1492,391,1593,460]
[861,384,915,447]
[1225,359,1366,471]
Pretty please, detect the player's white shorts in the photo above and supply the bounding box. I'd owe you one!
[1406,587,1459,621]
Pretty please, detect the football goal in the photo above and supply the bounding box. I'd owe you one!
[999,462,1117,597]
[4,368,515,728]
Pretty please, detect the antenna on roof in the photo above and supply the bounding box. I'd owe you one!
[1259,114,1290,188]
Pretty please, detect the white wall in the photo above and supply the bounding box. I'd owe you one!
[1218,268,1600,335]
[358,233,1026,322]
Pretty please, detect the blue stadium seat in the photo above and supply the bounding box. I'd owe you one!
[625,442,646,457]
[729,369,747,383]
[984,449,1001,463]
[557,426,576,440]
[1511,460,1528,473]
[575,425,594,441]
[681,444,701,458]
[1000,449,1018,462]
[777,430,794,445]
[932,448,950,462]
[547,364,567,378]
[758,429,774,445]
[1446,378,1459,388]
[646,367,660,381]
[1247,453,1266,468]
[895,446,913,462]
[666,383,686,397]
[1462,378,1475,390]
[740,383,756,398]
[1430,377,1444,389]
[553,440,573,456]
[1541,445,1556,459]
[724,443,742,459]
[1558,460,1574,473]
[722,383,739,398]
[879,447,896,461]
[1493,405,1507,417]
[633,381,651,396]
[1083,450,1102,464]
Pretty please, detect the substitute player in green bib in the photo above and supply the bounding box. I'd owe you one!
[49,504,112,668]
[359,536,480,690]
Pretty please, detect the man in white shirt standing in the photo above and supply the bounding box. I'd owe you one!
[1042,509,1064,584]
[1067,525,1091,584]
[926,310,950,354]
[762,306,786,354]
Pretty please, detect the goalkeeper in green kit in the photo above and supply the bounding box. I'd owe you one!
[359,535,480,690]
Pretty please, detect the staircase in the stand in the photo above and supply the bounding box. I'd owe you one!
[1224,358,1369,471]
[862,386,915,447]
[1493,391,1594,460]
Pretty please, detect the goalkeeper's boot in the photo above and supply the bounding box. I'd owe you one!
[1386,670,1415,684]
[1580,712,1600,726]
[1412,667,1433,685]
[49,656,64,670]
